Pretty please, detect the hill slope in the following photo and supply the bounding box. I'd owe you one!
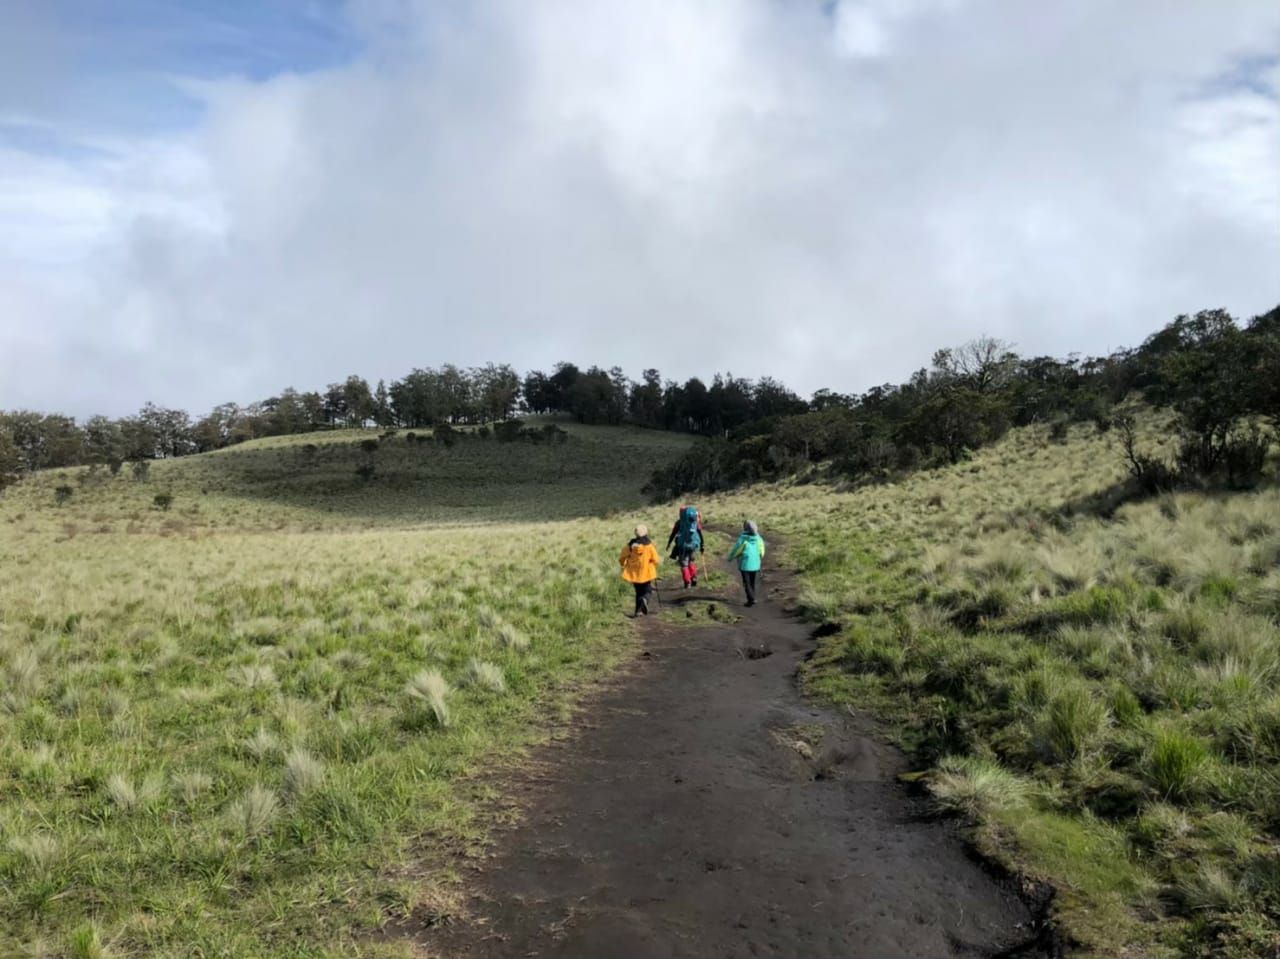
[710,411,1280,958]
[0,424,687,959]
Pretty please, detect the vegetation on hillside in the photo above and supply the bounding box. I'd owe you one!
[0,429,683,958]
[650,307,1279,498]
[8,306,1271,496]
[712,412,1280,957]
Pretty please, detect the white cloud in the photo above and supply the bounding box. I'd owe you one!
[1,0,1278,417]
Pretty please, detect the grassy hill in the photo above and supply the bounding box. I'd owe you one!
[0,424,689,959]
[5,409,1277,957]
[710,409,1280,958]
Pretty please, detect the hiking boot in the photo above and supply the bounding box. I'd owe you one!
[690,577,698,587]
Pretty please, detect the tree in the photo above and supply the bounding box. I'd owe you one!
[437,365,475,423]
[1,411,83,472]
[629,369,664,427]
[752,378,806,419]
[344,375,375,427]
[569,367,617,424]
[82,415,124,466]
[549,363,581,413]
[0,422,19,479]
[932,336,1017,393]
[192,403,241,452]
[136,403,194,458]
[521,371,556,414]
[323,383,349,427]
[708,374,753,434]
[374,380,393,427]
[475,363,521,422]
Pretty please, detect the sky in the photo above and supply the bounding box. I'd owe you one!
[1,0,1278,418]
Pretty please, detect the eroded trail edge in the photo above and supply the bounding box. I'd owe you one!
[412,545,1049,958]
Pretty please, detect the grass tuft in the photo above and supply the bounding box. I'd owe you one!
[226,784,279,839]
[930,755,1030,817]
[283,748,325,799]
[405,669,452,727]
[464,658,507,693]
[1035,685,1110,762]
[68,923,107,959]
[1146,726,1209,801]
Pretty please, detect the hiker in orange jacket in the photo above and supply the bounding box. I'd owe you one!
[620,524,661,617]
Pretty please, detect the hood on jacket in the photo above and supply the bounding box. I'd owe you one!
[629,536,652,547]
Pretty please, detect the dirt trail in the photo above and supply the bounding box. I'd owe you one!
[417,545,1049,958]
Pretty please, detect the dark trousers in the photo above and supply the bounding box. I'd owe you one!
[741,570,758,605]
[633,581,653,615]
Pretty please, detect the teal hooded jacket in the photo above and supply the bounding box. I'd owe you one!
[728,532,766,572]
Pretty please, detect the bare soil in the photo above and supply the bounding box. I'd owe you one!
[415,548,1051,958]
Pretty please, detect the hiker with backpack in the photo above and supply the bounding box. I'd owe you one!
[728,520,766,607]
[666,505,704,588]
[620,524,661,617]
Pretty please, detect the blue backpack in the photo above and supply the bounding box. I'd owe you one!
[677,506,702,551]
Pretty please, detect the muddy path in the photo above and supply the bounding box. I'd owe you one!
[415,544,1050,958]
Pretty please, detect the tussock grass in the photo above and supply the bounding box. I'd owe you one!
[227,784,280,839]
[465,658,507,693]
[283,748,325,799]
[405,669,452,727]
[68,923,107,959]
[1146,727,1209,800]
[708,408,1280,956]
[1035,685,1110,763]
[930,756,1031,816]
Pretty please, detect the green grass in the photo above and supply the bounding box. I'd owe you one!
[0,425,690,958]
[708,409,1280,958]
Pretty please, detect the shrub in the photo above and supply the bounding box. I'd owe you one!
[493,420,524,443]
[1222,426,1272,489]
[359,438,379,454]
[1146,726,1208,800]
[131,460,150,482]
[152,492,173,511]
[354,462,376,482]
[1117,417,1178,496]
[54,485,73,505]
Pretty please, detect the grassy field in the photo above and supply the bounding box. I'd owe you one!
[710,410,1280,957]
[0,425,689,958]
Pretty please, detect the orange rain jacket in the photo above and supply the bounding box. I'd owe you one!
[619,537,661,584]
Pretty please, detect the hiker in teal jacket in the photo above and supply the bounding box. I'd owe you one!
[727,521,766,607]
